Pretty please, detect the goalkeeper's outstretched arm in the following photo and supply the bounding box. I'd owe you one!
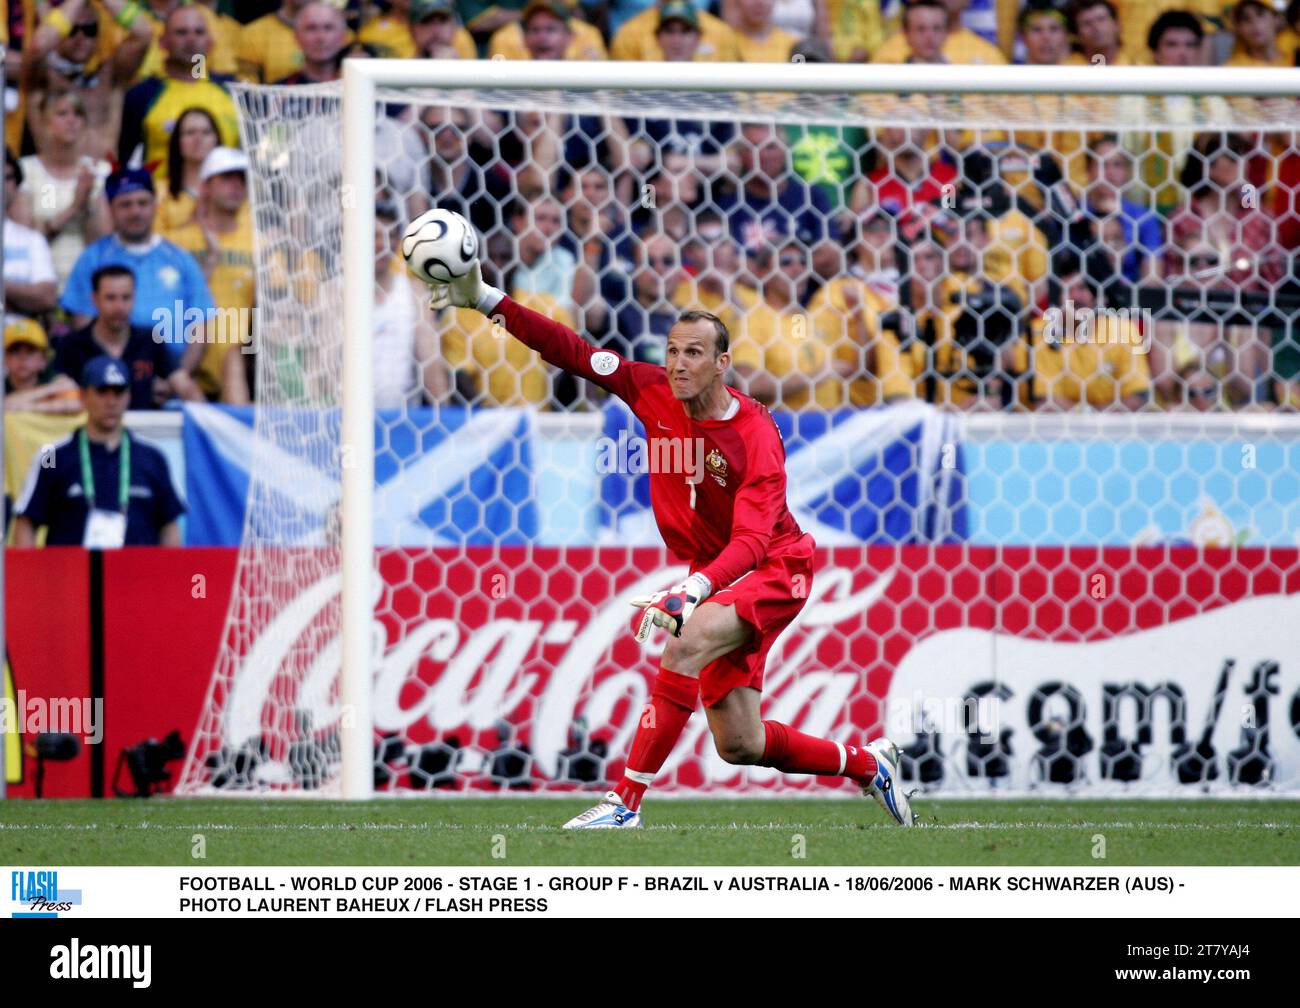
[431,261,653,403]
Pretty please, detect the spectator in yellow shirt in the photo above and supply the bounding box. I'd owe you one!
[1117,0,1226,65]
[1032,269,1151,412]
[872,0,1006,64]
[160,147,256,399]
[1020,1,1070,65]
[1127,10,1231,215]
[898,0,948,61]
[3,317,80,414]
[134,0,240,80]
[1003,4,1088,192]
[1279,1,1300,63]
[117,6,239,176]
[409,0,479,58]
[276,2,351,83]
[489,0,607,60]
[809,277,914,406]
[1065,0,1136,66]
[239,0,308,83]
[722,242,841,411]
[357,0,474,57]
[157,107,220,232]
[1225,0,1289,66]
[1148,6,1213,64]
[611,1,741,61]
[1057,1,1140,189]
[725,0,799,62]
[496,4,632,197]
[898,235,1028,410]
[654,1,706,61]
[845,210,903,304]
[358,0,419,56]
[195,1,242,74]
[24,0,148,85]
[825,0,884,61]
[807,219,913,406]
[959,181,1050,309]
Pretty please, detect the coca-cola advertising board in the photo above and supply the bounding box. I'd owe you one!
[208,545,1300,796]
[7,547,1299,798]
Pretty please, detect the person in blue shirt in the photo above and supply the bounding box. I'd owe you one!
[60,168,215,368]
[14,355,185,548]
[1080,135,1164,283]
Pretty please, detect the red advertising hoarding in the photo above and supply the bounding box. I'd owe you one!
[7,546,1300,798]
[3,550,235,798]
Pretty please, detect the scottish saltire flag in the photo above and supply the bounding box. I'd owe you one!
[181,405,538,546]
[598,400,967,546]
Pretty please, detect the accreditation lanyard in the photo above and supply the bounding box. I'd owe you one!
[78,429,131,513]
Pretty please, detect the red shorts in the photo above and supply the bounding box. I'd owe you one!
[695,533,815,708]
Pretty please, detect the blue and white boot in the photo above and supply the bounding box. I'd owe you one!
[562,791,643,829]
[864,738,915,826]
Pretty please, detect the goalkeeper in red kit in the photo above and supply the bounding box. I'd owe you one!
[430,256,914,828]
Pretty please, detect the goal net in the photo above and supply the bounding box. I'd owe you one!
[178,63,1300,799]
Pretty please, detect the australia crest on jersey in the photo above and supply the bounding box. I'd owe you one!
[705,448,728,487]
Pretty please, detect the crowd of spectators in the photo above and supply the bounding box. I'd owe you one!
[5,0,1300,419]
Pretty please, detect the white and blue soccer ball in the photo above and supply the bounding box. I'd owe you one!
[401,208,478,284]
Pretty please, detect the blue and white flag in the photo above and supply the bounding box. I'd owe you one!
[181,404,539,546]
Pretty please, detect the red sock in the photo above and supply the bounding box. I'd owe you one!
[612,668,697,811]
[758,721,878,785]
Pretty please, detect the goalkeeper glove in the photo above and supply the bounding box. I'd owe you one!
[631,573,712,642]
[428,260,505,315]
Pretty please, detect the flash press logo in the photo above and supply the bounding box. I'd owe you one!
[10,869,80,917]
[50,939,151,988]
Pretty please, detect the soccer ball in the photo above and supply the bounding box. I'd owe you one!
[401,208,478,284]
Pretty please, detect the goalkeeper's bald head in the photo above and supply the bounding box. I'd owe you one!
[675,310,729,356]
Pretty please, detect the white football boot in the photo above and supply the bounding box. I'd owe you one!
[562,791,643,829]
[864,738,916,826]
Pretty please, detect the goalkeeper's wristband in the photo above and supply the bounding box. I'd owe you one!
[686,572,712,600]
[476,284,505,316]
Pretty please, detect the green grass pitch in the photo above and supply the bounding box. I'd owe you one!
[2,798,1298,865]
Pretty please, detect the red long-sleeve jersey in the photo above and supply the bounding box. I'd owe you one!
[490,295,809,589]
